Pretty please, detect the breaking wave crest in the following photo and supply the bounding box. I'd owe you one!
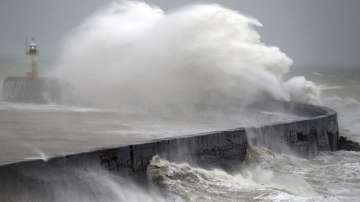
[148,147,360,202]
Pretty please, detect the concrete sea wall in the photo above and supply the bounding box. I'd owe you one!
[0,102,339,178]
[247,102,339,158]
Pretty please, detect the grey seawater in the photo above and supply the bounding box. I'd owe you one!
[0,67,359,201]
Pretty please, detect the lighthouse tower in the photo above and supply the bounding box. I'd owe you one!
[2,38,61,103]
[26,37,39,79]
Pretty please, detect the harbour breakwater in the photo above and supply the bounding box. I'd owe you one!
[0,101,339,179]
[2,77,61,103]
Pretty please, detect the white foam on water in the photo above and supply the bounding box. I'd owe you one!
[148,147,360,202]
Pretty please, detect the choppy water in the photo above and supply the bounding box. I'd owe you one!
[148,147,360,202]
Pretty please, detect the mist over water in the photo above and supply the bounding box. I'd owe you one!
[52,1,319,112]
[0,164,172,202]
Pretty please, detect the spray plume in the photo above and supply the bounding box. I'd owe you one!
[52,1,320,113]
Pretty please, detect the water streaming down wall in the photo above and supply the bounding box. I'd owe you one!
[2,77,62,103]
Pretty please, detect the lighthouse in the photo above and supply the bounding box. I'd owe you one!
[2,38,62,103]
[26,37,39,78]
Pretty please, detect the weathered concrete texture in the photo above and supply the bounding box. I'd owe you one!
[66,129,248,175]
[248,102,339,158]
[0,129,248,185]
[2,77,61,103]
[130,130,247,172]
[0,102,339,177]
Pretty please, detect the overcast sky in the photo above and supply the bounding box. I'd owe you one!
[0,0,359,67]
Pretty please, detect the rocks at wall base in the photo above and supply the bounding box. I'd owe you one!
[338,136,360,151]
